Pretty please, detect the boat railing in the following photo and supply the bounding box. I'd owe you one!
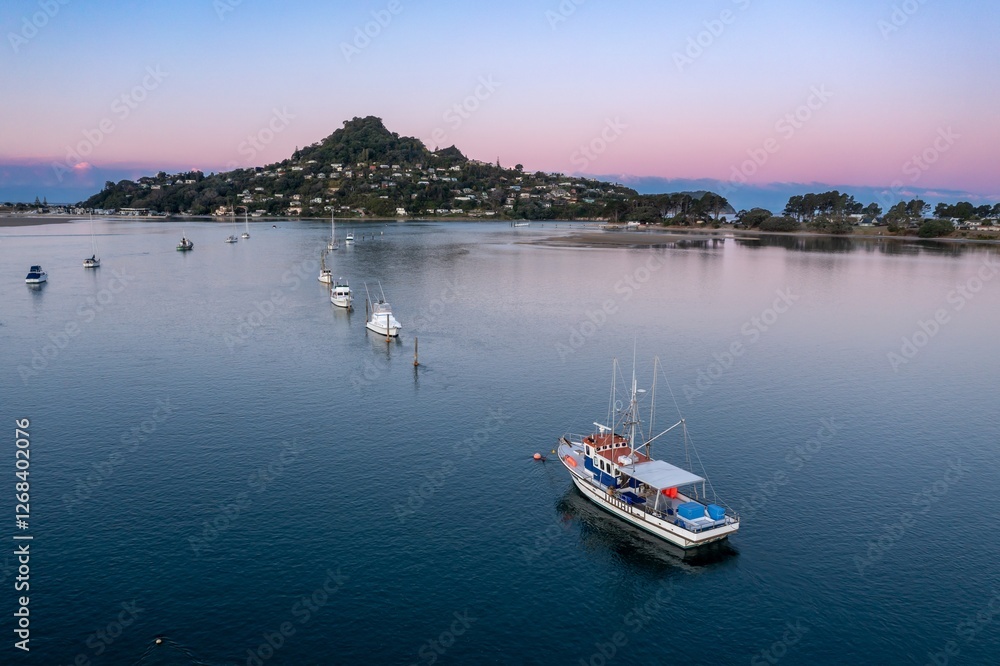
[599,484,737,533]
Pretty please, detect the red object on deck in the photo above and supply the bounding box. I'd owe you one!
[662,487,678,498]
[564,456,578,467]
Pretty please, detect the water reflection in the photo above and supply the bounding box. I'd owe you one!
[733,233,996,256]
[556,488,738,571]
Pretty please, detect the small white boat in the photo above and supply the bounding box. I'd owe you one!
[83,214,100,268]
[557,356,739,550]
[345,231,354,244]
[331,278,352,309]
[25,265,47,284]
[318,251,333,283]
[225,208,239,242]
[177,236,193,251]
[242,211,250,239]
[364,282,401,337]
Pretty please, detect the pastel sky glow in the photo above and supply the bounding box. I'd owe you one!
[1,0,998,206]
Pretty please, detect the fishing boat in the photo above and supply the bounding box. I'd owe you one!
[328,214,339,251]
[345,230,354,244]
[556,356,739,549]
[364,282,401,337]
[331,278,352,309]
[318,251,333,283]
[177,236,194,251]
[25,265,47,284]
[83,214,101,268]
[242,211,250,239]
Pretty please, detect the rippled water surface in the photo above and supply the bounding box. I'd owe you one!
[1,220,998,664]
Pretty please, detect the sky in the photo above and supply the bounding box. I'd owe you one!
[1,0,998,209]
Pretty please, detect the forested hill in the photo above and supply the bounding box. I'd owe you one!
[78,116,733,221]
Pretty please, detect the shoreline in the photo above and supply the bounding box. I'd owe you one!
[2,214,998,247]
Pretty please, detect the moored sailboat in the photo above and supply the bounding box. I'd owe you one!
[83,214,101,268]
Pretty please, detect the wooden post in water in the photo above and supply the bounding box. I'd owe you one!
[413,337,419,367]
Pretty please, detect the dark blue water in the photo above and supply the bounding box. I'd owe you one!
[1,220,998,665]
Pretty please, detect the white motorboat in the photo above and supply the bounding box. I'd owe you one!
[25,265,47,284]
[242,211,250,239]
[556,356,739,549]
[345,230,354,244]
[331,278,352,309]
[364,282,401,337]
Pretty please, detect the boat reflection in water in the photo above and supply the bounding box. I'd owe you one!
[555,489,738,568]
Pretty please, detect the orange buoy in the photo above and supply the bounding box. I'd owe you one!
[564,456,577,467]
[533,453,542,460]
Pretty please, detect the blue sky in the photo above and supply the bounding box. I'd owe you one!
[1,0,998,209]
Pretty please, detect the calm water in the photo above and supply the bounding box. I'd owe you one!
[1,220,998,665]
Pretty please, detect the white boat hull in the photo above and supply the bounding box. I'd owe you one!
[25,277,46,284]
[560,454,738,549]
[331,295,352,308]
[318,274,333,284]
[366,321,399,337]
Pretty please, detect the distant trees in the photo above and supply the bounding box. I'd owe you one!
[759,216,800,232]
[918,219,955,238]
[783,191,866,221]
[736,208,772,228]
[934,201,976,221]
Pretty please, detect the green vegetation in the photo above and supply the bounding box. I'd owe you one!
[917,219,955,238]
[759,216,800,232]
[72,117,998,239]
